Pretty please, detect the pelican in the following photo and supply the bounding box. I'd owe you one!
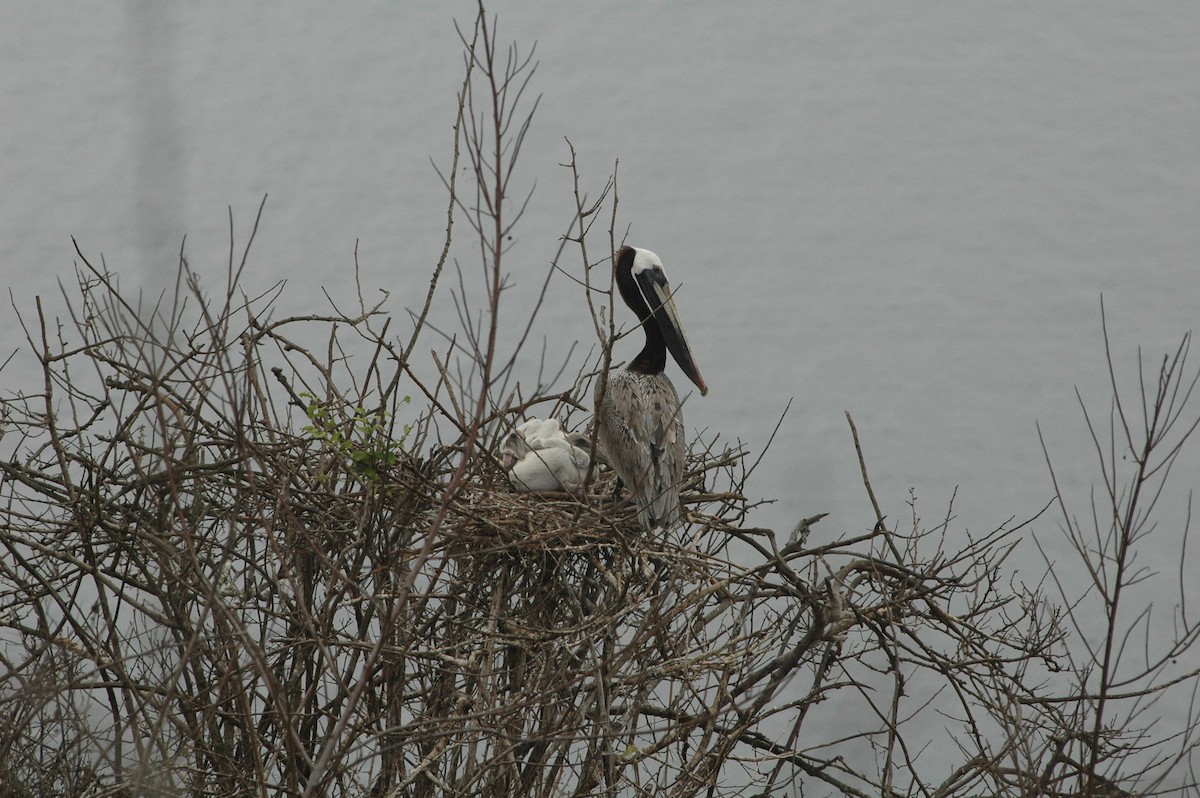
[502,418,592,492]
[596,245,707,529]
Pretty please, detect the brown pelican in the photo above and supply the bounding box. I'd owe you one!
[502,418,593,492]
[596,245,707,529]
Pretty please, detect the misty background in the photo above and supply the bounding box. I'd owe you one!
[3,1,1199,777]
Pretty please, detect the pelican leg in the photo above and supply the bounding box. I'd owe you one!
[610,476,625,502]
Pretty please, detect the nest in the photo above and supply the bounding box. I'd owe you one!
[393,444,752,651]
[448,474,630,547]
[434,443,742,555]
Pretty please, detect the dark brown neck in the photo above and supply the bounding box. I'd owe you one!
[629,318,666,375]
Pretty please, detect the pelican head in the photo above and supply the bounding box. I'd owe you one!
[619,246,708,395]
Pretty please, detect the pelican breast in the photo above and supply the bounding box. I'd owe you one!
[595,370,686,529]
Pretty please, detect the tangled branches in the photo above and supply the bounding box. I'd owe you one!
[0,238,1056,797]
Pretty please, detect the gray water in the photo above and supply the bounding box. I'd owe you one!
[4,1,1200,788]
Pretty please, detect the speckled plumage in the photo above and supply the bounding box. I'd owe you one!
[595,370,686,529]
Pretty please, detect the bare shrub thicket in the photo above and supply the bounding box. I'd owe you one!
[3,6,1200,797]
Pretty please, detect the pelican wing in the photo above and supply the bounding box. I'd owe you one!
[597,371,686,528]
